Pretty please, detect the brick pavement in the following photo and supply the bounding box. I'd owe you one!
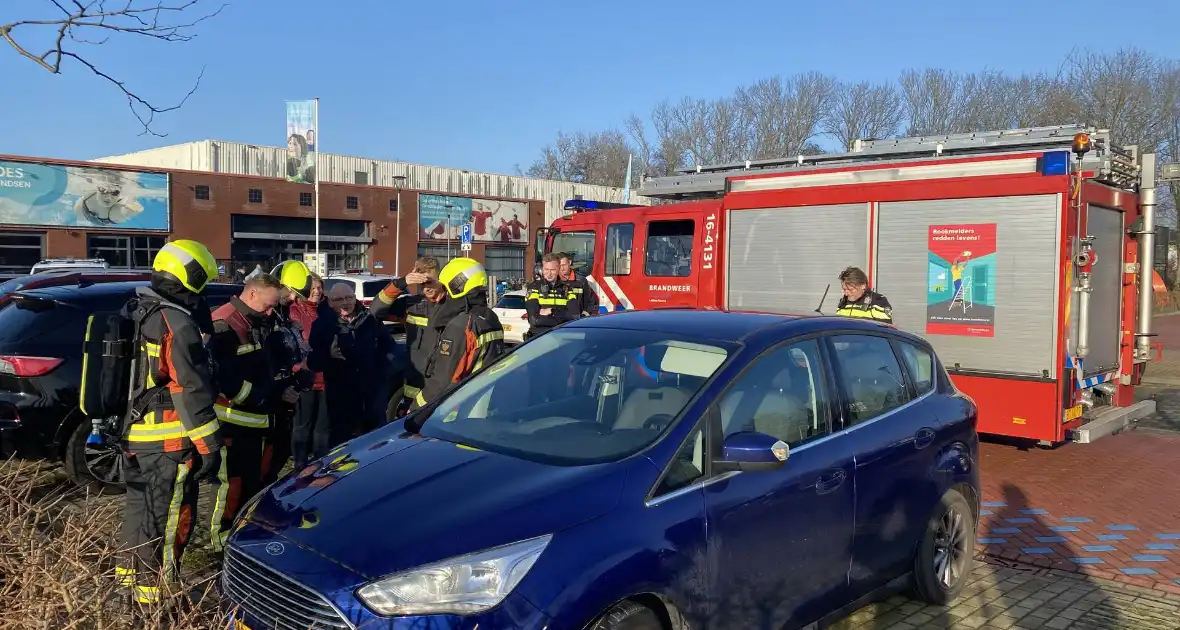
[832,559,1180,629]
[974,433,1180,596]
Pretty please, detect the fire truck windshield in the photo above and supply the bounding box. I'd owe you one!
[549,231,595,275]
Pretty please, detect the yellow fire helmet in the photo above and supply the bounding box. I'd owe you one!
[152,239,218,294]
[271,259,313,299]
[439,257,488,299]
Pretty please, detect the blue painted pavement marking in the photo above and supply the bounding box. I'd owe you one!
[1121,568,1157,575]
[1107,524,1137,531]
[1070,557,1104,565]
[1007,518,1035,524]
[1097,534,1127,541]
[1082,545,1116,552]
[981,501,1006,507]
[977,538,1006,544]
[1036,536,1068,543]
[1049,526,1079,532]
[1145,543,1177,551]
[1156,533,1180,540]
[1019,508,1049,515]
[1131,554,1168,562]
[1060,517,1093,523]
[990,527,1021,534]
[979,510,993,516]
[1021,547,1053,555]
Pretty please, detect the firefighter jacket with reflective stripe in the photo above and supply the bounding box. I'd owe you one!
[371,280,443,399]
[525,278,580,336]
[564,271,594,316]
[208,297,279,430]
[417,293,506,407]
[123,287,221,455]
[835,290,894,324]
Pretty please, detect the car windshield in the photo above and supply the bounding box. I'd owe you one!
[417,328,734,465]
[496,295,526,310]
[362,279,392,297]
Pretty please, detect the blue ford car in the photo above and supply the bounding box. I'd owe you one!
[223,310,979,630]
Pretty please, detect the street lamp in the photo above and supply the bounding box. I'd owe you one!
[444,198,454,260]
[391,174,407,276]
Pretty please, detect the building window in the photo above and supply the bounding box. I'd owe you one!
[88,235,166,269]
[645,219,694,277]
[248,188,263,204]
[389,198,399,213]
[606,223,634,276]
[354,171,369,186]
[300,192,313,207]
[346,196,359,210]
[484,246,526,283]
[0,232,46,278]
[194,185,210,200]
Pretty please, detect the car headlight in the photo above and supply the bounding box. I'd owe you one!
[356,534,551,616]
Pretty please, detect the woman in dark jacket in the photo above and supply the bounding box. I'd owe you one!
[308,283,392,447]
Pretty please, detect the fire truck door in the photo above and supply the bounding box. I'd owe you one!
[1078,205,1124,376]
[642,216,698,308]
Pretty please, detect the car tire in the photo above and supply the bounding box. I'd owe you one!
[911,488,974,605]
[63,417,125,495]
[589,601,663,630]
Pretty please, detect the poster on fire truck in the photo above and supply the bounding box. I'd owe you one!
[926,223,997,337]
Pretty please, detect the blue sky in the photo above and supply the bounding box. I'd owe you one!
[6,0,1179,176]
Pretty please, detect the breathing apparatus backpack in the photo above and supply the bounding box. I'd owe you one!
[79,296,176,429]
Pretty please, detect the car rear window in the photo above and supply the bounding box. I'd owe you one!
[322,279,349,294]
[362,280,392,297]
[0,295,87,344]
[496,295,526,310]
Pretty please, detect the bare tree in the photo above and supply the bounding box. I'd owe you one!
[736,72,837,159]
[1,0,225,136]
[899,68,967,135]
[525,130,636,188]
[823,81,905,150]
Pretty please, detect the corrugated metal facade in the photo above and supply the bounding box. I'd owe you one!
[94,141,650,226]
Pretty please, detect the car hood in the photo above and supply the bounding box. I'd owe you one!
[246,425,629,580]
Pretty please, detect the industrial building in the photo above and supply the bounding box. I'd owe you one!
[0,144,646,281]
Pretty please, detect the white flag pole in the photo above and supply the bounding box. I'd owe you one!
[313,97,321,269]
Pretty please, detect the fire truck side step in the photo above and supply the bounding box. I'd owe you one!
[1070,400,1157,443]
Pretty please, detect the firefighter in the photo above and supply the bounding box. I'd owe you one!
[206,272,296,553]
[525,253,581,340]
[116,240,222,609]
[557,251,594,316]
[261,260,317,486]
[370,256,445,417]
[411,257,506,410]
[834,266,894,324]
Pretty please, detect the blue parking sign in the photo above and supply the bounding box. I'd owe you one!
[461,222,473,245]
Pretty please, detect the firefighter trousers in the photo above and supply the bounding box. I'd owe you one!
[209,427,265,552]
[117,450,199,604]
[262,408,294,488]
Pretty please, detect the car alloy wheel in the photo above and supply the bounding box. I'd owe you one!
[932,505,968,588]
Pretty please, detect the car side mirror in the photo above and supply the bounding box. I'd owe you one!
[714,431,790,473]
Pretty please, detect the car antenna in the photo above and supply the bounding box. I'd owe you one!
[815,283,830,315]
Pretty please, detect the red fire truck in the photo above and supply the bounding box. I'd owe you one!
[540,124,1166,444]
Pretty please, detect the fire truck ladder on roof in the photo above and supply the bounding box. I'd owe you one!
[638,124,1138,199]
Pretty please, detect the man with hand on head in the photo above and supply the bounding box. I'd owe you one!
[370,257,444,418]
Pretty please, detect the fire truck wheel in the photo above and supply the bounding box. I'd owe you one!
[911,489,975,605]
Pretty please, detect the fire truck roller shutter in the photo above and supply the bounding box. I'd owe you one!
[875,195,1062,378]
[726,204,869,314]
[1078,205,1123,377]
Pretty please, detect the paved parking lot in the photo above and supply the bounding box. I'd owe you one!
[833,559,1180,629]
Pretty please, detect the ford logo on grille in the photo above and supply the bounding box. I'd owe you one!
[265,542,285,556]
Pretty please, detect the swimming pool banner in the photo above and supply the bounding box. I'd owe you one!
[926,223,997,337]
[0,160,169,230]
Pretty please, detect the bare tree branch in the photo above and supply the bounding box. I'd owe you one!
[823,81,904,150]
[1,0,225,136]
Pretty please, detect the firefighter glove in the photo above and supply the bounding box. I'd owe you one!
[195,448,223,482]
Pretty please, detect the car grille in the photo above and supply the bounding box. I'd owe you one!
[222,546,351,630]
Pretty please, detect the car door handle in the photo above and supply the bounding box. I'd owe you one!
[815,470,846,495]
[914,428,936,450]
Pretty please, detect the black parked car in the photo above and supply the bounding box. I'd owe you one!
[0,280,238,492]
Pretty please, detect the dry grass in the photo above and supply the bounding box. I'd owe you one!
[0,459,229,629]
